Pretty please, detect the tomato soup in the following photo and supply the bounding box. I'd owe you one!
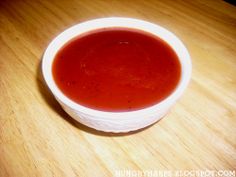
[52,28,181,111]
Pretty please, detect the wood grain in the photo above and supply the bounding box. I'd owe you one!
[0,0,236,176]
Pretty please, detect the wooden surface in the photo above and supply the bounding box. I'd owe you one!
[0,0,236,176]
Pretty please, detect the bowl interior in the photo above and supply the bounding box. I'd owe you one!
[42,17,191,118]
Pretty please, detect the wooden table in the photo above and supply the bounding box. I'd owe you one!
[1,0,236,176]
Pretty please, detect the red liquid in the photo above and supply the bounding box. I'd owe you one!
[53,28,181,112]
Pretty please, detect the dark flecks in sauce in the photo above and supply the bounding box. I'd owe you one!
[53,28,181,112]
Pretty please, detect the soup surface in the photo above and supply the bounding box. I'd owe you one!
[53,28,181,111]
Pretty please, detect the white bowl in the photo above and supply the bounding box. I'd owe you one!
[42,17,191,133]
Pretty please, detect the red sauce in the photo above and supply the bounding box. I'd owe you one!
[53,28,181,112]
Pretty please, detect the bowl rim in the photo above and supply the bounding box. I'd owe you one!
[42,17,192,119]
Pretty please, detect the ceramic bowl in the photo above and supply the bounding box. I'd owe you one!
[42,17,191,132]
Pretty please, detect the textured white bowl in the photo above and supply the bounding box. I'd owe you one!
[42,17,191,133]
